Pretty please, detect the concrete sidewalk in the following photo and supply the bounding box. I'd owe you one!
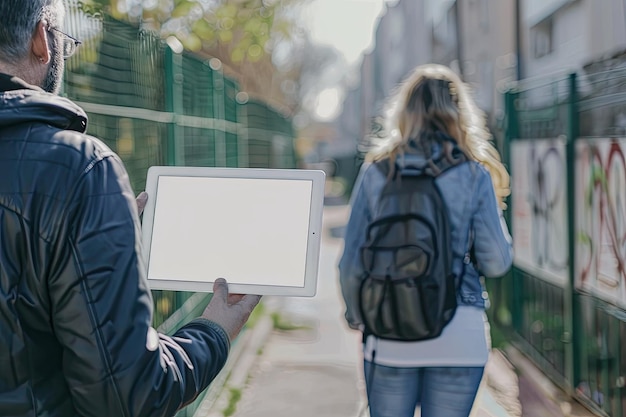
[193,205,524,417]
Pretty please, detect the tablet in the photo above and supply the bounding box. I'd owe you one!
[141,166,325,296]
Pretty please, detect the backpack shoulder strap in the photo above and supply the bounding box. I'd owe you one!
[372,147,468,180]
[428,150,468,177]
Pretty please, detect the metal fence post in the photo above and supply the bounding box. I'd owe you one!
[565,72,580,393]
[164,45,189,314]
[164,45,184,166]
[237,92,249,168]
[210,60,226,167]
[504,88,522,333]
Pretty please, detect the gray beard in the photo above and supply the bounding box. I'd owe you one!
[42,41,64,94]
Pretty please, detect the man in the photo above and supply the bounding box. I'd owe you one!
[0,1,261,416]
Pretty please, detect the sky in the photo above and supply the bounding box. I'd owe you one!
[300,0,396,121]
[302,0,390,66]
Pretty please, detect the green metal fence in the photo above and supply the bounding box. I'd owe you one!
[503,68,626,417]
[62,7,297,416]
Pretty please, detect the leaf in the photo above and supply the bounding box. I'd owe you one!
[219,30,234,43]
[171,1,194,18]
[219,3,238,18]
[221,16,236,30]
[183,33,203,51]
[192,18,215,39]
[243,17,262,33]
[231,47,246,63]
[236,36,253,48]
[247,44,263,59]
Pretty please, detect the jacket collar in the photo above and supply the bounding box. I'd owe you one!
[0,73,87,133]
[0,73,44,92]
[396,142,445,171]
[396,132,465,174]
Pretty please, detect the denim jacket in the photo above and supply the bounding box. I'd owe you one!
[338,150,513,328]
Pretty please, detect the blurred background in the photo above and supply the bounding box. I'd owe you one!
[59,1,626,416]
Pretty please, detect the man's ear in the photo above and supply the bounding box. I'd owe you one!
[31,21,51,65]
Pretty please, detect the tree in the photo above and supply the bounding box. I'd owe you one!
[78,0,314,114]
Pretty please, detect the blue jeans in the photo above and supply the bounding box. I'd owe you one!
[364,361,484,417]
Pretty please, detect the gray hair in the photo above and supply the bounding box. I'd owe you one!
[0,0,64,61]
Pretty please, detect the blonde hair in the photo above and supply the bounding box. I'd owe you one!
[366,63,510,209]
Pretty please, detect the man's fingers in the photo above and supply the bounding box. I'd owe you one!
[239,294,262,312]
[211,278,259,311]
[212,278,228,302]
[227,293,246,304]
[227,293,261,308]
[136,191,148,216]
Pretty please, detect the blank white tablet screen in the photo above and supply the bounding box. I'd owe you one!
[148,176,313,287]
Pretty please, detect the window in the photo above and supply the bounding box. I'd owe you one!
[532,18,553,58]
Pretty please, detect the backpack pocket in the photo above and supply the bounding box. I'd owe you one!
[362,244,429,278]
[359,272,452,341]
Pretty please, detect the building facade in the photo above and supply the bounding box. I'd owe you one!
[521,0,626,79]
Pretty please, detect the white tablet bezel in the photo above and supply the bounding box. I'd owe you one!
[141,166,325,297]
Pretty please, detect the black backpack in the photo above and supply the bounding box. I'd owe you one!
[359,156,465,342]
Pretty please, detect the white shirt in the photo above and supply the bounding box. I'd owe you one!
[362,306,491,367]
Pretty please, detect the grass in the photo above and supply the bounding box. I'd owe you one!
[222,387,242,417]
[244,301,265,329]
[270,311,311,331]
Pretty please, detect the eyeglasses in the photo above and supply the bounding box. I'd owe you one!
[48,27,82,59]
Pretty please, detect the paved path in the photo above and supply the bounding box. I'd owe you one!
[197,205,522,417]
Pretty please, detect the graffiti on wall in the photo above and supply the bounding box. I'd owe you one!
[576,138,626,308]
[511,138,569,285]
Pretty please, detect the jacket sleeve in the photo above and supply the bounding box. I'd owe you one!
[338,163,373,328]
[471,169,513,278]
[48,152,229,417]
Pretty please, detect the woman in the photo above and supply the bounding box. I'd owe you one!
[338,64,513,417]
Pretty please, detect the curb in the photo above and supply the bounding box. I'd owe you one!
[193,308,276,417]
[503,346,596,417]
[483,349,523,417]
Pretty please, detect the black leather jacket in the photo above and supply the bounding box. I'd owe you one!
[0,74,230,417]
